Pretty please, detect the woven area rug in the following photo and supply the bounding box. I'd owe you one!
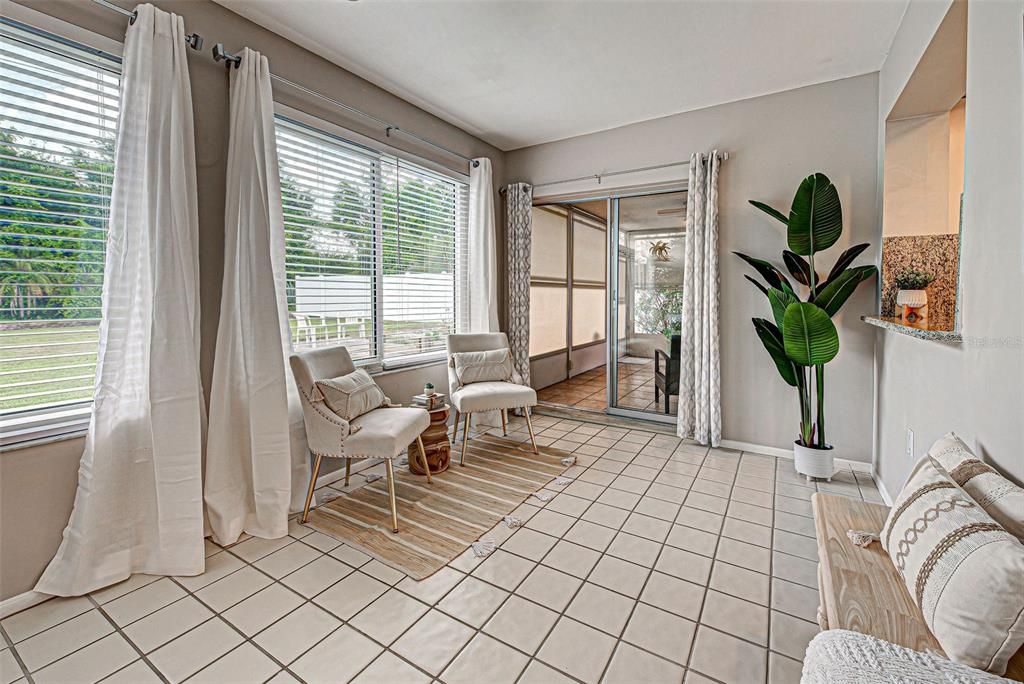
[306,434,574,579]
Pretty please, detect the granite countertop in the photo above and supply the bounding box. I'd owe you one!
[862,316,963,343]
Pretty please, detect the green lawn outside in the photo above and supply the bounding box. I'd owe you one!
[0,323,99,412]
[0,316,452,413]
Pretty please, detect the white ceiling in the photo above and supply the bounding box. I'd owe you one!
[215,0,909,151]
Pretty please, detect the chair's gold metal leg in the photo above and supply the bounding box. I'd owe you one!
[460,413,471,466]
[344,457,351,487]
[525,407,539,454]
[301,453,323,523]
[501,409,507,436]
[452,410,460,441]
[385,459,399,533]
[416,435,432,484]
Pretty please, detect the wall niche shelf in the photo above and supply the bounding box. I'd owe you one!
[862,316,962,343]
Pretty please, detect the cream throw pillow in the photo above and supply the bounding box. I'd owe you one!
[928,432,1024,542]
[451,349,513,386]
[314,369,388,421]
[882,458,1024,674]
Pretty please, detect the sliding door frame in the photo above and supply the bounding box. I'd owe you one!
[532,184,686,425]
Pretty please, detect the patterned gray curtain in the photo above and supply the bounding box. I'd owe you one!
[505,183,533,389]
[677,152,722,446]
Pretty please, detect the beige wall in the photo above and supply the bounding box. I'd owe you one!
[873,0,1024,498]
[883,112,955,237]
[508,74,881,462]
[0,0,506,601]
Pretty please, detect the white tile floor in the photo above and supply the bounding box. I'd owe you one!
[0,414,883,684]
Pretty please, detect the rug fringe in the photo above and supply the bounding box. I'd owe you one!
[471,539,496,558]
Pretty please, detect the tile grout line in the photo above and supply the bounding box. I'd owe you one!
[1,414,860,684]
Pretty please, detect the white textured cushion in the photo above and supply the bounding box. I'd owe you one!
[344,407,430,459]
[928,432,1024,542]
[802,629,1014,684]
[451,349,513,386]
[451,381,536,413]
[882,458,1024,674]
[314,369,387,421]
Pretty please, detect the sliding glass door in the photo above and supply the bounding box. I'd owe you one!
[607,192,686,423]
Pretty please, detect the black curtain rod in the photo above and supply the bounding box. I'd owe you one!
[91,0,203,50]
[90,0,478,169]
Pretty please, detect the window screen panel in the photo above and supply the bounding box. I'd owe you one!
[530,206,567,280]
[0,22,120,415]
[572,217,606,284]
[571,286,606,345]
[529,284,567,356]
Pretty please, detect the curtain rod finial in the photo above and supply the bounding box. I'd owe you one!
[212,43,241,68]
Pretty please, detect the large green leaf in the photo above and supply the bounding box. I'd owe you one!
[750,200,788,225]
[824,242,870,285]
[783,302,839,366]
[787,173,843,256]
[733,252,791,291]
[752,318,798,386]
[782,250,818,288]
[813,265,878,316]
[767,287,800,330]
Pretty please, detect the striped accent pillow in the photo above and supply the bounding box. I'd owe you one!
[928,432,1024,542]
[314,369,388,422]
[451,349,513,386]
[883,458,1024,674]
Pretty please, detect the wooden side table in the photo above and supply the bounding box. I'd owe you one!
[409,403,451,475]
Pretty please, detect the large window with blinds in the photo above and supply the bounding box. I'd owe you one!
[0,21,120,434]
[275,116,469,368]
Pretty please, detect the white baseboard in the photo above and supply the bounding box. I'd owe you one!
[721,439,874,474]
[0,590,50,620]
[876,474,895,506]
[720,439,793,460]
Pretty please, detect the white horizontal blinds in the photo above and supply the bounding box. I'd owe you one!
[275,117,379,361]
[380,157,466,362]
[0,22,120,414]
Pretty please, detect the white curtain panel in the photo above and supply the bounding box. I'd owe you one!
[35,5,206,596]
[204,49,292,545]
[505,183,533,387]
[468,158,499,332]
[677,151,722,446]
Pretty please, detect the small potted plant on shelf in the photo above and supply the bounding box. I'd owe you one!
[737,172,878,481]
[894,269,934,321]
[424,382,435,397]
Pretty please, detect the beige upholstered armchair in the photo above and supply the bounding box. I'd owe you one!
[446,333,538,465]
[290,345,431,533]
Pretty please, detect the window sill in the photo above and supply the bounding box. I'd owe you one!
[377,354,447,375]
[861,316,963,343]
[0,358,447,453]
[0,405,91,452]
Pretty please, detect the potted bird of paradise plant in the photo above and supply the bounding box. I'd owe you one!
[736,173,877,481]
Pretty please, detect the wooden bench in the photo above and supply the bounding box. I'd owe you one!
[812,492,1024,681]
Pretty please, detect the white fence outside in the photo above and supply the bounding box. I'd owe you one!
[293,273,454,322]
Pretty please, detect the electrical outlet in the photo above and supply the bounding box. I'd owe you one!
[906,428,915,461]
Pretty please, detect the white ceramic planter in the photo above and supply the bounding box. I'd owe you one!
[896,289,928,309]
[793,441,835,482]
